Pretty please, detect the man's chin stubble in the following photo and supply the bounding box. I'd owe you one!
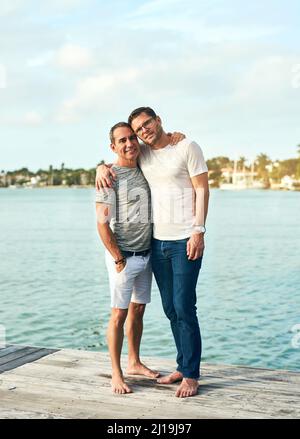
[144,128,163,147]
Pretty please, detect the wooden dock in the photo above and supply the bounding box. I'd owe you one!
[0,344,299,419]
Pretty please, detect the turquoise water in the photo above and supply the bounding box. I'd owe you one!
[0,188,299,371]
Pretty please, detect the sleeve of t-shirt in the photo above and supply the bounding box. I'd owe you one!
[186,141,208,177]
[95,187,116,205]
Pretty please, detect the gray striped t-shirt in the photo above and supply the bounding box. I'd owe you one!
[95,165,152,252]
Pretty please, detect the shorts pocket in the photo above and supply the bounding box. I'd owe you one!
[116,259,128,275]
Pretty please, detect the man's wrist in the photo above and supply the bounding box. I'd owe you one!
[193,225,206,234]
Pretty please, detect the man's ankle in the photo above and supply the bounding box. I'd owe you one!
[127,358,140,367]
[112,369,123,378]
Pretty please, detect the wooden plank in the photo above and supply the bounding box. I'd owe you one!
[0,347,299,419]
[0,347,59,374]
[0,378,290,419]
[0,345,29,359]
[7,359,299,399]
[0,347,41,366]
[2,367,298,415]
[1,359,299,419]
[0,381,276,419]
[31,349,300,391]
[40,348,300,384]
[0,345,20,358]
[0,408,66,419]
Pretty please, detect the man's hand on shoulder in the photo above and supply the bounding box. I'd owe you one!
[167,132,186,145]
[95,163,116,189]
[187,233,205,260]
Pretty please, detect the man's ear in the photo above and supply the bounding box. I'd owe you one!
[110,143,116,153]
[156,116,162,125]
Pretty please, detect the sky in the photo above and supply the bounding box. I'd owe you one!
[0,0,300,171]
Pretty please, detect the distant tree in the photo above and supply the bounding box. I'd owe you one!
[296,144,300,180]
[53,172,62,186]
[207,156,232,171]
[48,165,53,186]
[255,153,272,187]
[206,156,232,187]
[278,159,298,178]
[237,156,247,172]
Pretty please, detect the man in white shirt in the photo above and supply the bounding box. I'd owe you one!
[96,107,209,397]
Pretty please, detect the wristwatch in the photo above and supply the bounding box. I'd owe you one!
[193,225,206,234]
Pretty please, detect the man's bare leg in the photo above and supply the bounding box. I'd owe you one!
[125,302,160,378]
[175,378,199,398]
[107,308,132,394]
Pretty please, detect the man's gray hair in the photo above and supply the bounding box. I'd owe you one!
[109,122,132,143]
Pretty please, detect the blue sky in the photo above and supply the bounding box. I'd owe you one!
[1,0,300,171]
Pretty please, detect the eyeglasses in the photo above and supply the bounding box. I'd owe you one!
[134,117,155,136]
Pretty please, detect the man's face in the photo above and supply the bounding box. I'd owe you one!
[130,112,163,146]
[110,126,140,161]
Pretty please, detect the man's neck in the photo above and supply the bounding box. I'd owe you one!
[115,158,137,168]
[151,131,170,150]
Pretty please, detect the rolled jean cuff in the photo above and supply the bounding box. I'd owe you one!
[177,366,200,380]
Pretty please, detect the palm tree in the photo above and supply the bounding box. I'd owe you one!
[255,153,271,187]
[296,145,300,180]
[237,156,247,172]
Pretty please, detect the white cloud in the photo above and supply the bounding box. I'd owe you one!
[55,44,93,70]
[56,68,140,123]
[0,111,43,126]
[234,55,299,103]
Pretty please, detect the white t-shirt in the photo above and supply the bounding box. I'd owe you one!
[138,138,208,240]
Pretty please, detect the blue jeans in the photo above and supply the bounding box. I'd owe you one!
[151,238,203,379]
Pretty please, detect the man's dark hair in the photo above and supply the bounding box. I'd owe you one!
[109,122,132,143]
[128,107,157,126]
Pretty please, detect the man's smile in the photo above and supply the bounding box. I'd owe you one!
[125,147,137,153]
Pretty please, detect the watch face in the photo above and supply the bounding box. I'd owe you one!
[194,225,206,233]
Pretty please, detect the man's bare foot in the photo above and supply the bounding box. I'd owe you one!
[126,362,160,378]
[175,378,199,398]
[111,373,132,394]
[157,371,183,384]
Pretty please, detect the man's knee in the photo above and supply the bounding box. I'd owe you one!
[162,302,177,322]
[110,308,128,327]
[174,301,198,323]
[130,302,146,318]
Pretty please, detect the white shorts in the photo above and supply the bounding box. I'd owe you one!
[105,251,152,309]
